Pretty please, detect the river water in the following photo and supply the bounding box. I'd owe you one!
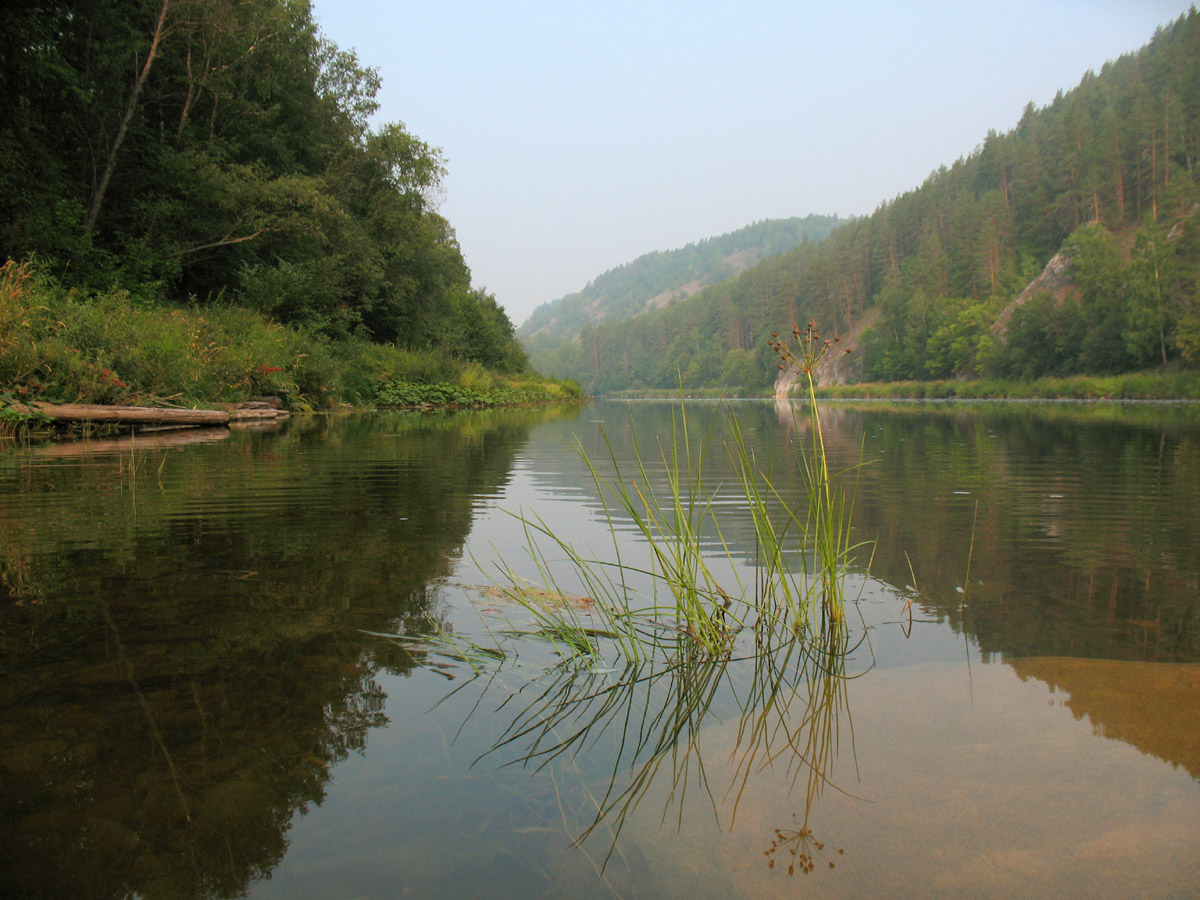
[1,400,1197,899]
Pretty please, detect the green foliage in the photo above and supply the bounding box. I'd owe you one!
[999,292,1086,378]
[0,0,527,373]
[374,380,571,409]
[1178,311,1200,365]
[0,260,576,408]
[526,12,1200,394]
[444,288,529,372]
[0,394,51,439]
[720,348,761,390]
[1124,220,1178,366]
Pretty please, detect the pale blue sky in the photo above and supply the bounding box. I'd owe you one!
[311,0,1193,326]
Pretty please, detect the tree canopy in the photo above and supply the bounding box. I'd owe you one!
[0,0,527,370]
[518,215,842,346]
[529,11,1200,392]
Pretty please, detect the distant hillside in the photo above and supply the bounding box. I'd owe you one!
[518,216,842,349]
[532,11,1200,394]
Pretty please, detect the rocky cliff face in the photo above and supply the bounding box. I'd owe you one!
[992,250,1076,339]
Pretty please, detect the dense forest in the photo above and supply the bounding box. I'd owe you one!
[518,215,842,347]
[533,12,1200,394]
[0,0,527,375]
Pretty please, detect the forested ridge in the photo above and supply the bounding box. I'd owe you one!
[0,0,527,378]
[518,215,842,347]
[533,12,1200,394]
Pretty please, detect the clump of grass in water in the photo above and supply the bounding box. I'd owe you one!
[458,595,861,869]
[371,341,868,867]
[575,402,745,655]
[388,320,862,674]
[481,320,864,665]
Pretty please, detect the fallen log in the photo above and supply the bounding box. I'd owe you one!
[17,402,231,426]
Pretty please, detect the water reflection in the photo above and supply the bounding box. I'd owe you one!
[539,401,1200,663]
[0,410,559,899]
[0,402,1197,899]
[437,607,857,867]
[1009,655,1200,778]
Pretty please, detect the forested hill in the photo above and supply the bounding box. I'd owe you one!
[517,215,842,346]
[0,0,526,373]
[534,12,1200,394]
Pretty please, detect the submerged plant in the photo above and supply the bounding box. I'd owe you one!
[467,320,867,668]
[368,323,870,869]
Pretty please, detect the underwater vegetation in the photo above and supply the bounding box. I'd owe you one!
[369,324,867,864]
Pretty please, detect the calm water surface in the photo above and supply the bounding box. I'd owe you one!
[1,401,1197,899]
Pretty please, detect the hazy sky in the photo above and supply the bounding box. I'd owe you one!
[310,0,1192,326]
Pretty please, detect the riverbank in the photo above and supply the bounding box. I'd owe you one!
[0,260,583,436]
[809,370,1200,400]
[603,369,1200,402]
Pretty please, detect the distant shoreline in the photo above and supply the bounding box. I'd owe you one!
[602,371,1200,403]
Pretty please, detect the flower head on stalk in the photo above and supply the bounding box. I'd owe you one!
[768,321,851,378]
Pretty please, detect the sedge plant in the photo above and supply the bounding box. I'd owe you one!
[768,322,860,623]
[394,338,870,864]
[478,321,863,664]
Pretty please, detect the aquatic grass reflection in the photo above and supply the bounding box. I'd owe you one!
[764,813,845,874]
[454,605,862,871]
[368,576,861,873]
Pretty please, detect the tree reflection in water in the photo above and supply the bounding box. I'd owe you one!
[0,410,549,900]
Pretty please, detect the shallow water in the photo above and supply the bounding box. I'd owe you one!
[0,401,1197,899]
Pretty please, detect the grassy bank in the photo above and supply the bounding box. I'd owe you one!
[811,371,1200,401]
[605,371,1200,402]
[0,260,583,418]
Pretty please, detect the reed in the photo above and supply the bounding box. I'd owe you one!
[467,322,866,667]
[577,403,745,654]
[768,322,864,623]
[363,337,868,864]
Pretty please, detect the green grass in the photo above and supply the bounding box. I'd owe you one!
[0,259,583,412]
[376,377,582,409]
[604,365,1200,402]
[463,325,866,668]
[810,370,1200,400]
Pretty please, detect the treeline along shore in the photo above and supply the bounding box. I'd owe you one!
[0,0,582,432]
[525,12,1200,398]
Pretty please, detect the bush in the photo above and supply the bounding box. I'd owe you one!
[375,380,563,408]
[0,260,582,409]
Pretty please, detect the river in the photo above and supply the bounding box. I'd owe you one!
[1,400,1197,899]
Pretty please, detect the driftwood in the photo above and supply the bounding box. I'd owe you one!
[18,402,231,426]
[226,407,290,421]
